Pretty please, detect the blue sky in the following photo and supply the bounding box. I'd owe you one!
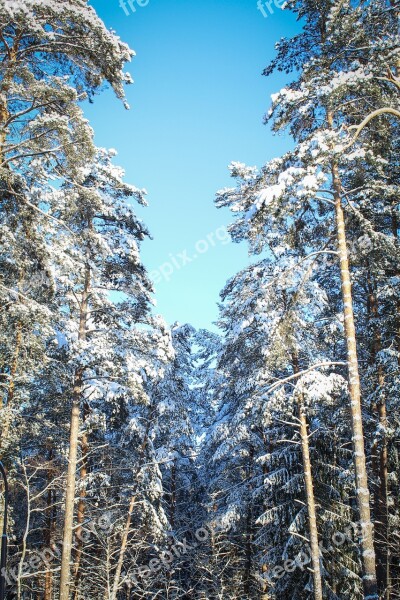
[87,0,300,330]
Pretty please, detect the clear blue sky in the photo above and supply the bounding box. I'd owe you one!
[86,0,300,330]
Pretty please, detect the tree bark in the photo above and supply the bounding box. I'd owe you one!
[0,31,19,164]
[327,115,378,597]
[73,403,90,600]
[298,397,323,600]
[293,355,323,600]
[110,493,138,600]
[59,264,90,600]
[260,563,270,600]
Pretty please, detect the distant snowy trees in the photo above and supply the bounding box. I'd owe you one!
[0,0,398,599]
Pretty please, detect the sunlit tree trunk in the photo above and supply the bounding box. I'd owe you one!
[59,264,91,600]
[327,113,378,597]
[73,403,90,599]
[293,355,323,600]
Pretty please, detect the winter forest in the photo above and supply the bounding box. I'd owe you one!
[0,0,399,599]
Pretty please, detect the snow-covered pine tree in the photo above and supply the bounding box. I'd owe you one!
[215,1,400,595]
[204,239,357,598]
[47,148,171,599]
[0,0,134,443]
[0,3,135,574]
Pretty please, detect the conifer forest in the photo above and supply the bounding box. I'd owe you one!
[0,0,399,598]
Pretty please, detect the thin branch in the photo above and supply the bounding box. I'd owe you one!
[343,107,400,149]
[264,362,347,397]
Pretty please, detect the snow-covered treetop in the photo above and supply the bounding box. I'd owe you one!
[0,0,134,102]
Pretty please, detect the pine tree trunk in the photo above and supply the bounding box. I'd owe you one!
[260,563,269,600]
[59,392,81,600]
[59,264,90,600]
[0,33,18,163]
[0,36,22,451]
[328,128,378,597]
[73,403,90,600]
[298,397,323,600]
[110,493,137,600]
[293,355,323,600]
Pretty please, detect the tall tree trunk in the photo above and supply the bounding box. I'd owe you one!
[0,32,19,163]
[260,563,270,600]
[110,493,137,600]
[73,403,90,600]
[293,355,323,600]
[298,397,323,600]
[327,114,378,597]
[0,34,21,443]
[59,264,90,600]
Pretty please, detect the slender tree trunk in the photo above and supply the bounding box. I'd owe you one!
[0,35,21,441]
[72,403,90,600]
[0,34,19,164]
[293,355,323,600]
[59,264,90,600]
[298,398,323,600]
[260,563,270,600]
[327,115,378,597]
[110,493,137,600]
